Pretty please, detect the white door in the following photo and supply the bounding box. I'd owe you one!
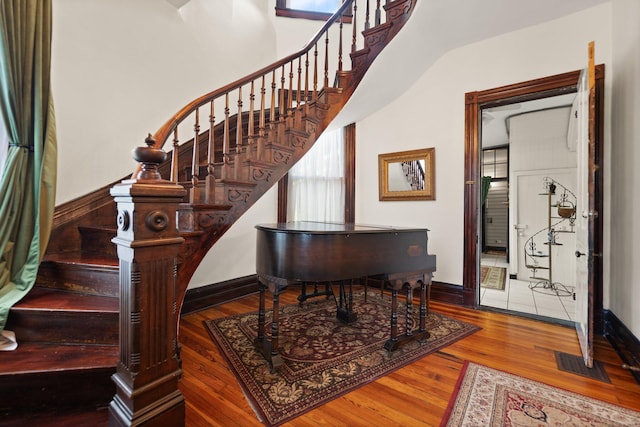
[574,43,597,368]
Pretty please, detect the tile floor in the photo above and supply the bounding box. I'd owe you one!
[480,252,575,323]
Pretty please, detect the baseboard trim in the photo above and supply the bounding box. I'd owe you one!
[603,309,640,384]
[431,281,466,306]
[181,275,259,315]
[181,277,468,315]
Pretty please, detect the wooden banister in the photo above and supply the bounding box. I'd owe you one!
[108,3,419,425]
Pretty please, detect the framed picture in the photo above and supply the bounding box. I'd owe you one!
[378,148,435,201]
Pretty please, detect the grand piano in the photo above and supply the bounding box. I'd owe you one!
[254,222,436,370]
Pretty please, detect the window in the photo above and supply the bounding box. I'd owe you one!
[275,0,351,21]
[482,147,509,180]
[287,128,345,222]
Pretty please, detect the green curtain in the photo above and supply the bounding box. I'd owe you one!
[481,176,492,206]
[0,0,57,333]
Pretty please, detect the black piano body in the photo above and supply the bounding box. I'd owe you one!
[254,222,436,370]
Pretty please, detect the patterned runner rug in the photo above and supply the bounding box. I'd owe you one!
[441,361,640,426]
[480,266,506,290]
[204,290,479,426]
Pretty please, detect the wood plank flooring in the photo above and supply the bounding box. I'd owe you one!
[179,290,640,426]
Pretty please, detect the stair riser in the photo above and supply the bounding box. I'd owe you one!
[6,311,118,345]
[37,262,119,297]
[0,368,115,413]
[79,228,117,259]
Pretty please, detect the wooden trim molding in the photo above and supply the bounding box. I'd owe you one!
[275,0,352,22]
[463,66,605,318]
[603,310,640,384]
[344,123,356,223]
[181,275,260,315]
[180,276,468,316]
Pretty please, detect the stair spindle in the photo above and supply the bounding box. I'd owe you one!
[235,87,243,180]
[351,0,357,53]
[288,61,294,115]
[338,13,344,72]
[279,65,286,120]
[313,43,318,101]
[304,52,310,115]
[376,0,381,25]
[296,57,302,112]
[223,93,230,180]
[248,80,255,159]
[270,70,276,127]
[191,108,200,202]
[324,31,329,88]
[365,0,370,30]
[170,127,179,183]
[206,100,215,203]
[258,75,266,159]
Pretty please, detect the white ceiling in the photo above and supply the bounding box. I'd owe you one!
[481,93,576,148]
[333,0,609,128]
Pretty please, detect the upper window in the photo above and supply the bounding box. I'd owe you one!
[275,0,350,21]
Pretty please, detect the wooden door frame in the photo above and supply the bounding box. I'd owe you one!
[463,67,605,332]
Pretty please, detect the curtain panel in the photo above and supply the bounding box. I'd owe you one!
[0,0,57,337]
[287,128,345,223]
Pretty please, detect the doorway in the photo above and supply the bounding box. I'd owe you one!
[480,99,577,322]
[462,68,604,330]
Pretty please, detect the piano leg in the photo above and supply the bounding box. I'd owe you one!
[256,285,266,343]
[269,289,283,370]
[254,275,285,371]
[405,284,413,337]
[336,279,358,323]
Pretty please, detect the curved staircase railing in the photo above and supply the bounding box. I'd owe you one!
[109,1,419,425]
[139,0,407,198]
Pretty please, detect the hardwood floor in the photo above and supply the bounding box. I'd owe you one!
[178,290,640,427]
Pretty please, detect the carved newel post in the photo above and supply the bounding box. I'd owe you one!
[108,135,187,427]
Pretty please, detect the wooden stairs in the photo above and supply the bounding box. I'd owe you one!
[0,1,418,423]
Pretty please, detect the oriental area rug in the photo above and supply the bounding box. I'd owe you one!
[204,291,479,426]
[441,361,640,426]
[480,266,506,290]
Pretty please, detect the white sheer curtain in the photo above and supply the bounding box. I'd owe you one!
[287,128,344,222]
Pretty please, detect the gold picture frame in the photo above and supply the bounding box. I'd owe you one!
[378,148,435,201]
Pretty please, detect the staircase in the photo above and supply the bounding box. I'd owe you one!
[0,0,418,422]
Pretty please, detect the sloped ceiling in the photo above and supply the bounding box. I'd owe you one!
[333,0,609,128]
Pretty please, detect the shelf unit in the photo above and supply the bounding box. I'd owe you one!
[524,177,576,296]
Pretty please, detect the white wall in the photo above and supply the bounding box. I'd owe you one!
[52,0,278,205]
[51,0,326,287]
[355,4,612,288]
[610,0,640,335]
[52,1,640,338]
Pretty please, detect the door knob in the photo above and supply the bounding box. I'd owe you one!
[575,250,586,258]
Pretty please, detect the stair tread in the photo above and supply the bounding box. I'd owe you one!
[78,224,117,232]
[42,252,119,268]
[0,342,117,375]
[0,406,109,426]
[12,287,118,312]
